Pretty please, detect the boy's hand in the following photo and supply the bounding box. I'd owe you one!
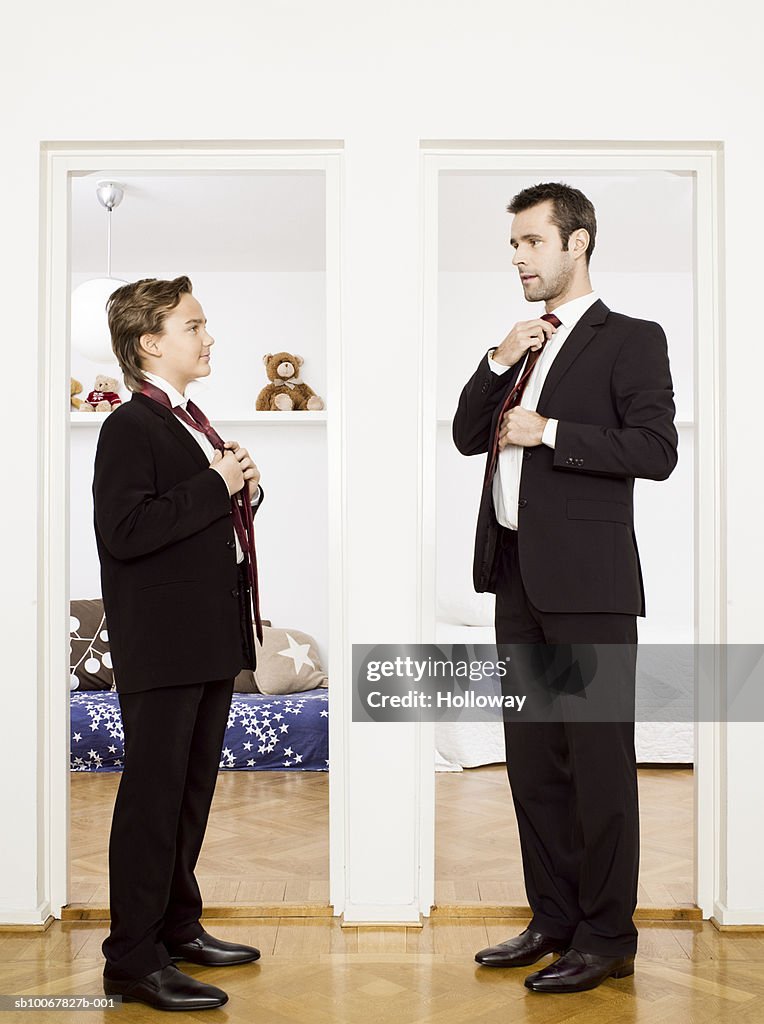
[223,441,261,501]
[209,449,245,496]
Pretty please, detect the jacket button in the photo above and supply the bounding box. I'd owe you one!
[566,457,574,465]
[518,498,528,509]
[231,588,239,598]
[523,449,532,460]
[226,539,235,549]
[481,382,488,394]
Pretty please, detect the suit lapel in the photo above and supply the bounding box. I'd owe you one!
[536,299,610,413]
[130,393,210,470]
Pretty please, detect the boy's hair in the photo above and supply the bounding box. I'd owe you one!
[106,276,193,391]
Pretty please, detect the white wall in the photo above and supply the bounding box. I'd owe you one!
[1,0,762,925]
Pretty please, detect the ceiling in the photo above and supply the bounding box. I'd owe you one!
[70,168,693,276]
[438,171,694,273]
[70,171,327,273]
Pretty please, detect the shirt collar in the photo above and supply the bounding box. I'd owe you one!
[548,291,599,330]
[144,372,188,410]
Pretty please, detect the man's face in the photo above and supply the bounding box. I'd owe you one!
[144,292,215,388]
[509,200,576,304]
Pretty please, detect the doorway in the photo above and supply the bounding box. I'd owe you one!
[417,143,724,919]
[40,143,348,920]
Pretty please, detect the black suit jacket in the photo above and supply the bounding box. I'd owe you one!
[453,300,678,615]
[92,392,262,693]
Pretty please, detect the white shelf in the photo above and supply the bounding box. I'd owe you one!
[71,411,327,426]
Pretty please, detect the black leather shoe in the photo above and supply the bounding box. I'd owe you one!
[167,928,261,966]
[524,948,635,992]
[103,964,228,1010]
[474,928,569,968]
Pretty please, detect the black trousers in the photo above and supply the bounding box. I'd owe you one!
[101,676,235,979]
[494,525,639,957]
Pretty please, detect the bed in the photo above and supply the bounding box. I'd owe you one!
[70,598,329,773]
[70,689,328,773]
[433,618,694,770]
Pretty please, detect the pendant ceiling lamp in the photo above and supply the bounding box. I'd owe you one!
[71,181,129,363]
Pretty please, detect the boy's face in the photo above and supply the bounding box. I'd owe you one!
[140,292,215,391]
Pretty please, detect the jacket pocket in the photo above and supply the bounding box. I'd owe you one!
[138,579,199,592]
[566,499,631,525]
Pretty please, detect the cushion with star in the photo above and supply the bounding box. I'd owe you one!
[253,626,328,695]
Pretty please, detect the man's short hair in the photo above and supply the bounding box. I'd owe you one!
[106,276,193,392]
[507,183,597,264]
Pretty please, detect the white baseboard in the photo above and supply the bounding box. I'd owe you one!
[0,900,52,927]
[713,901,764,927]
[341,902,422,925]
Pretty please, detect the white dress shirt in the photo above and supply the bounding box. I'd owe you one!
[143,372,261,564]
[487,292,599,530]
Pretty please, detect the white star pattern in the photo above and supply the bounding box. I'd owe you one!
[70,691,328,773]
[277,633,315,675]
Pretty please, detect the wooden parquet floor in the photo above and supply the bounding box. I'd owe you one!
[434,764,694,913]
[2,917,763,1024]
[70,765,693,914]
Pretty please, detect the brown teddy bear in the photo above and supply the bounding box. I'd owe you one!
[71,378,83,411]
[80,374,122,413]
[256,352,324,411]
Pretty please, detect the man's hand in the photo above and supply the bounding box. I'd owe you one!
[498,408,548,449]
[492,317,558,366]
[223,441,261,501]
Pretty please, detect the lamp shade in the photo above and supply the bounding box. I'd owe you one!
[71,277,128,363]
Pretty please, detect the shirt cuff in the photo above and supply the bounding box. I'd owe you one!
[250,485,262,506]
[487,350,512,375]
[542,418,558,448]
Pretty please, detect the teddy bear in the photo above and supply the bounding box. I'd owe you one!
[80,374,122,413]
[256,352,325,411]
[70,378,83,411]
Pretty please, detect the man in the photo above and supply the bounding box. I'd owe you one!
[93,276,264,1011]
[453,183,678,993]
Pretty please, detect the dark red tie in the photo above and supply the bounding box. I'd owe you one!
[483,312,562,487]
[139,382,263,644]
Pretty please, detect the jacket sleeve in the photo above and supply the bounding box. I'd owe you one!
[252,484,265,514]
[553,321,679,481]
[453,352,520,456]
[93,411,233,560]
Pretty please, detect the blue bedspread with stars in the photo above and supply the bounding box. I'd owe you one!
[70,690,329,773]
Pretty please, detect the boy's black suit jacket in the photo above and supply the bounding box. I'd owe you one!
[92,392,262,693]
[453,300,678,615]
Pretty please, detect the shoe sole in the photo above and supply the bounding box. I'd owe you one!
[525,964,635,993]
[169,953,261,965]
[475,950,567,968]
[119,994,228,1009]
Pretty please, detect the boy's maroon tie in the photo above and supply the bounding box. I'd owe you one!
[139,382,264,644]
[483,312,562,487]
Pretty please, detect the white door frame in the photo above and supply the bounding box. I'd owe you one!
[39,142,349,918]
[416,143,725,918]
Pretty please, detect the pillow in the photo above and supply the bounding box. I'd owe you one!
[233,619,271,693]
[254,626,328,695]
[233,669,258,693]
[69,603,293,694]
[70,599,115,691]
